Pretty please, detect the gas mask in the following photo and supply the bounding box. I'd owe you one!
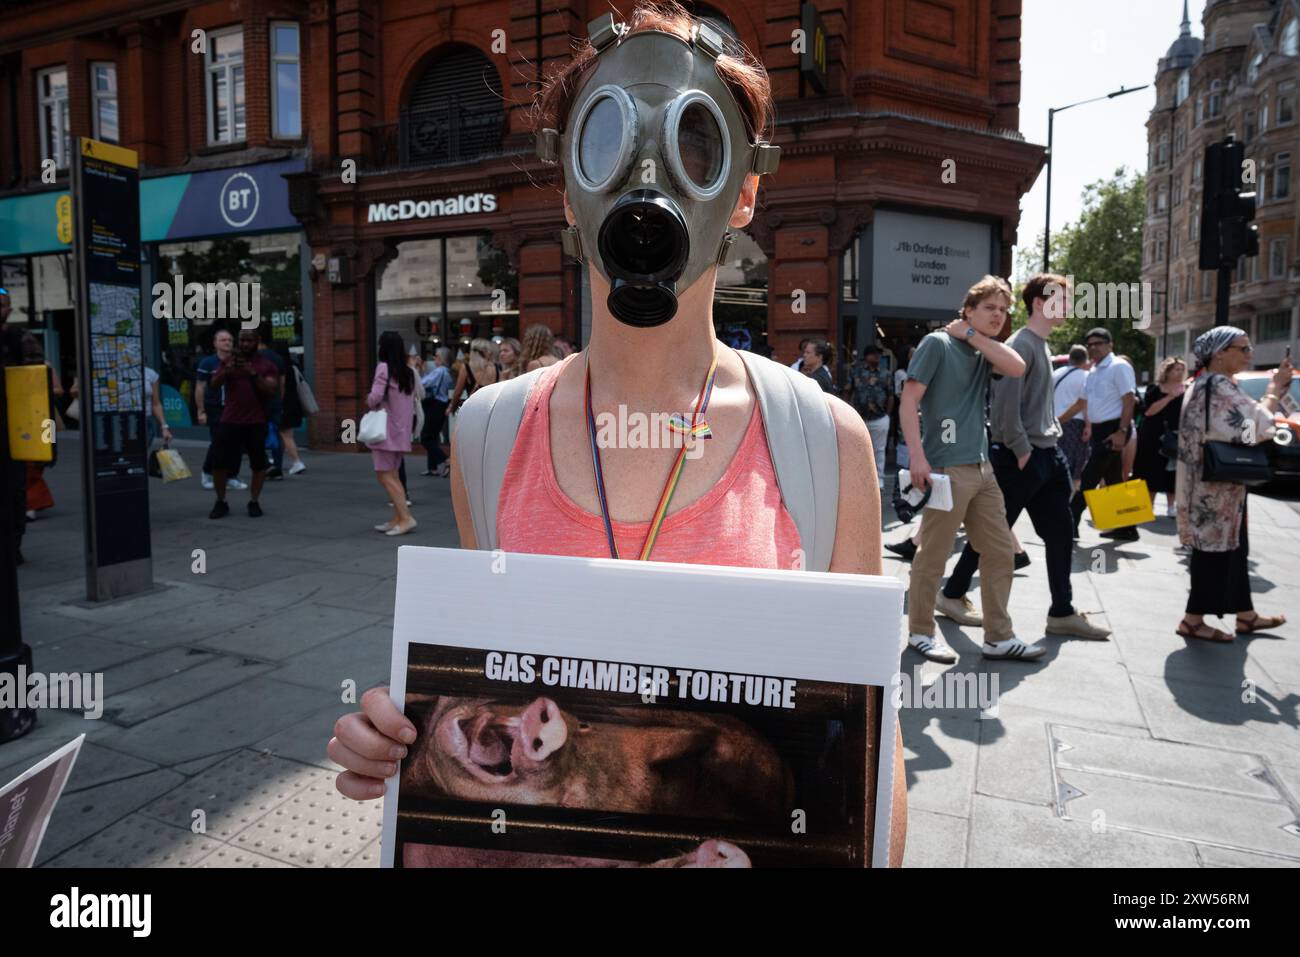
[537,14,780,327]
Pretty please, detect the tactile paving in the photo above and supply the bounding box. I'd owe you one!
[140,749,318,840]
[196,845,294,868]
[44,812,222,868]
[345,838,381,868]
[230,771,384,867]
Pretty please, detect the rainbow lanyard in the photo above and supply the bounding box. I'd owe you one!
[584,351,719,561]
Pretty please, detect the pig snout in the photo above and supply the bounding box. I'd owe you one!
[517,696,567,764]
[646,840,752,868]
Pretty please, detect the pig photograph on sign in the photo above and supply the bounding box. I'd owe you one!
[381,547,904,868]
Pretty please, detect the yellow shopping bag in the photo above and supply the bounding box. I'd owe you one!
[5,365,54,462]
[155,447,193,482]
[1084,479,1155,530]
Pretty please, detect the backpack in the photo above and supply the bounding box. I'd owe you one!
[455,350,841,572]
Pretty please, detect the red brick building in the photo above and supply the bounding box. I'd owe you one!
[0,0,1044,448]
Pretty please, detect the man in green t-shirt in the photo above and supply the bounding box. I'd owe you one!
[899,275,1044,664]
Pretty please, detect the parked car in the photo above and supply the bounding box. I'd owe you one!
[1237,370,1300,484]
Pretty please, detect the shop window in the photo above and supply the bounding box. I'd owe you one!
[155,234,302,423]
[402,46,503,166]
[37,66,70,169]
[91,62,118,143]
[1257,310,1292,342]
[1,259,30,325]
[376,235,518,355]
[1271,239,1289,279]
[714,231,768,353]
[271,22,301,139]
[206,27,246,144]
[1274,153,1292,200]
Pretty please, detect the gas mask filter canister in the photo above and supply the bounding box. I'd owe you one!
[537,14,780,327]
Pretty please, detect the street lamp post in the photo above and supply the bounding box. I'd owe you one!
[1042,84,1150,272]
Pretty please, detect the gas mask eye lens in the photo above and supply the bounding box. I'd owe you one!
[578,96,625,185]
[570,85,637,193]
[677,102,723,188]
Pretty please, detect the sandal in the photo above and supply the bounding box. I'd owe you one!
[1235,612,1286,634]
[1176,620,1234,643]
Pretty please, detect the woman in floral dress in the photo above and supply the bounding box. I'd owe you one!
[1175,326,1292,642]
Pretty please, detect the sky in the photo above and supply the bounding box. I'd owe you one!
[1014,0,1202,276]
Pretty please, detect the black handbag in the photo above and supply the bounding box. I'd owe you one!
[1200,375,1273,485]
[1159,430,1179,459]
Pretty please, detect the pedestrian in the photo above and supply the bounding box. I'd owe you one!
[257,327,287,479]
[1175,327,1290,642]
[195,329,247,492]
[936,274,1110,642]
[145,365,172,448]
[2,327,29,563]
[367,330,418,536]
[276,344,307,475]
[801,340,836,393]
[890,345,911,450]
[328,0,908,863]
[448,338,500,417]
[518,324,560,375]
[497,337,523,380]
[419,346,453,477]
[1119,355,1140,482]
[849,345,893,489]
[1069,327,1138,541]
[208,328,277,518]
[790,337,811,372]
[1052,344,1091,493]
[1133,356,1186,512]
[901,275,1043,663]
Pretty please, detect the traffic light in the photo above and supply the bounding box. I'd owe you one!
[1199,135,1258,269]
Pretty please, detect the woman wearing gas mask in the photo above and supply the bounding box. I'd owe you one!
[330,1,904,864]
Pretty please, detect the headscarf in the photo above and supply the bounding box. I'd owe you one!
[1192,326,1247,370]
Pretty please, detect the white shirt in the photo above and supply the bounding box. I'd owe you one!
[893,368,907,396]
[1083,352,1136,423]
[1052,365,1087,421]
[144,366,159,402]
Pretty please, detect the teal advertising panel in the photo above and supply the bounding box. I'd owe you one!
[0,158,304,257]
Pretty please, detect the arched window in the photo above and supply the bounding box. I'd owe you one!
[402,45,504,166]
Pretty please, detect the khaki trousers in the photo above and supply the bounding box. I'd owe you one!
[908,461,1016,642]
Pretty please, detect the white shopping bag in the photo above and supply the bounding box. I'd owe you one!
[897,470,953,512]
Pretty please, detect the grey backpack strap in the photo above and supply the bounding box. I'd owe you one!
[455,367,548,549]
[737,350,840,572]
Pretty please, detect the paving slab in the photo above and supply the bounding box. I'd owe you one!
[35,769,187,865]
[966,795,1200,868]
[101,655,275,726]
[267,622,391,693]
[900,809,968,868]
[44,813,223,868]
[103,677,328,765]
[197,603,383,662]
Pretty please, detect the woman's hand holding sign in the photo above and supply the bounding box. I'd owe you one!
[330,686,417,800]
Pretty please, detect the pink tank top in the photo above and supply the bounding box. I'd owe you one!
[496,356,803,570]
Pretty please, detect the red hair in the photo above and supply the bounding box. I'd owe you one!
[533,2,773,163]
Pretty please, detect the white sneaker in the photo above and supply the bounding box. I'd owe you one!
[289,461,306,475]
[982,636,1046,661]
[202,473,214,490]
[936,592,983,627]
[908,633,958,664]
[228,477,248,490]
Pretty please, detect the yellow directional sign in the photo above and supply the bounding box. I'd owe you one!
[79,136,138,170]
[55,194,72,244]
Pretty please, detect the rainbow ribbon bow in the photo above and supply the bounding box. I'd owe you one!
[666,413,713,440]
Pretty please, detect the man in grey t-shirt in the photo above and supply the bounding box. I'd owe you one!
[900,275,1044,664]
[939,274,1110,641]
